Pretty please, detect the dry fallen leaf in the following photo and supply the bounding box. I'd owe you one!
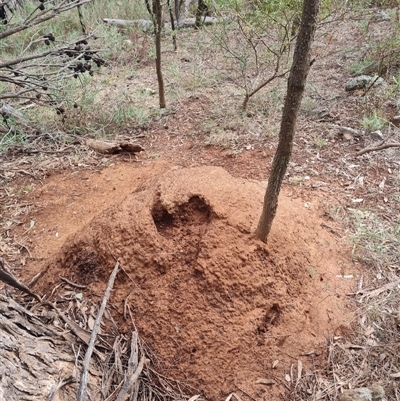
[88,316,95,331]
[256,378,276,385]
[364,326,375,336]
[297,360,303,383]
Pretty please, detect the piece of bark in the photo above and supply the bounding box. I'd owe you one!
[86,139,121,154]
[0,296,84,401]
[86,139,144,155]
[120,142,145,153]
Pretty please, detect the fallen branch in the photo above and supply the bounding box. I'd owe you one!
[356,142,400,156]
[103,17,221,30]
[360,279,400,301]
[77,261,120,401]
[86,139,144,155]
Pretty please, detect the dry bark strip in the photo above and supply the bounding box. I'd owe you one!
[359,279,400,301]
[0,294,81,401]
[114,332,146,401]
[77,261,120,401]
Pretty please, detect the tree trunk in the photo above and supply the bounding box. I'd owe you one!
[174,0,182,23]
[195,0,208,28]
[149,0,166,108]
[255,0,320,242]
[167,0,177,51]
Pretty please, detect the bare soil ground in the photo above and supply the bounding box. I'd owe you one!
[1,8,400,401]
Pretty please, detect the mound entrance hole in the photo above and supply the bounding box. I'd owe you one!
[63,248,104,285]
[257,303,282,334]
[151,195,212,237]
[151,196,212,265]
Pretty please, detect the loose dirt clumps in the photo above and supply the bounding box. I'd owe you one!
[34,166,355,400]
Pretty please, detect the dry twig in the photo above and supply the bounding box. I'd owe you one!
[356,142,400,156]
[60,276,87,289]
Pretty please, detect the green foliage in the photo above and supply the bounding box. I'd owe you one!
[215,0,302,15]
[313,135,327,148]
[347,7,400,77]
[347,58,375,76]
[210,0,300,109]
[361,112,386,132]
[0,0,156,145]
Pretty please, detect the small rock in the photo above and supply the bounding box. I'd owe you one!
[142,88,156,96]
[339,388,372,401]
[391,115,400,127]
[311,181,327,188]
[370,130,384,140]
[371,10,390,22]
[345,75,384,91]
[122,39,133,48]
[371,385,386,400]
[338,385,386,401]
[340,126,359,136]
[339,126,360,141]
[343,132,354,141]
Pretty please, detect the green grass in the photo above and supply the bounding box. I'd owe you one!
[348,208,400,270]
[361,112,386,132]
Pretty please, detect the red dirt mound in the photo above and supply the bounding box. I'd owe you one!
[34,166,355,400]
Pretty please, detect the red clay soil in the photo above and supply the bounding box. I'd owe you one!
[22,163,357,401]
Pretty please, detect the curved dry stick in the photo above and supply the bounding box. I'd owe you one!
[0,257,41,302]
[355,142,400,156]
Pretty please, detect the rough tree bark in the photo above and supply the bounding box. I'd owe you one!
[255,0,320,242]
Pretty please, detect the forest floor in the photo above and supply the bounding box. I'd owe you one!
[1,7,400,401]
